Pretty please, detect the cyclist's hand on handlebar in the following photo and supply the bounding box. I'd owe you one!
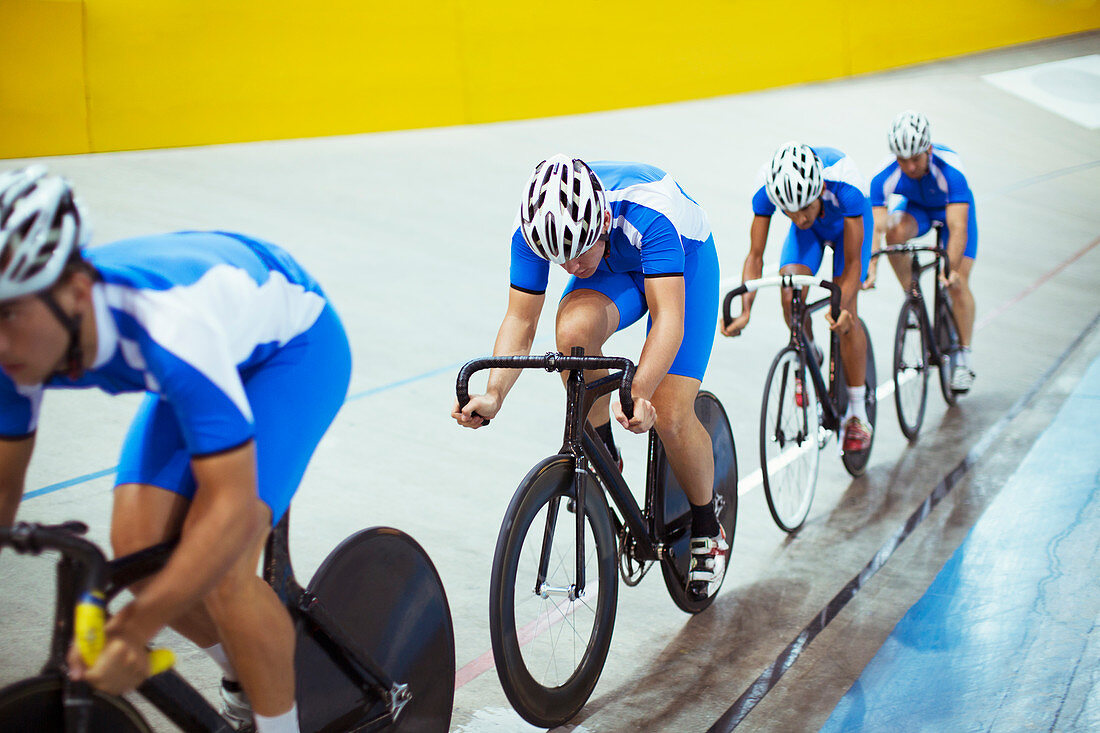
[825,308,854,336]
[721,311,750,338]
[69,630,150,695]
[613,396,655,434]
[940,270,959,289]
[453,393,499,429]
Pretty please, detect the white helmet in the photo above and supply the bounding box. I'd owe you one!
[0,165,87,300]
[888,110,932,158]
[764,142,824,213]
[519,155,607,264]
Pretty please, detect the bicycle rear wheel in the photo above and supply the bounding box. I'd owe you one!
[838,317,878,477]
[893,300,929,441]
[760,346,822,532]
[296,527,455,733]
[0,675,151,732]
[935,296,962,405]
[653,390,738,613]
[489,455,618,729]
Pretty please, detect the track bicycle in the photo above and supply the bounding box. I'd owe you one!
[0,513,455,732]
[456,348,737,728]
[871,222,964,441]
[722,276,877,533]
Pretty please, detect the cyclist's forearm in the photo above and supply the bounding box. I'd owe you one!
[740,253,764,315]
[0,435,34,527]
[485,314,537,401]
[634,316,682,400]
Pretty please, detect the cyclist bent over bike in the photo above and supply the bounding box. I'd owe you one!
[721,142,874,452]
[452,155,726,601]
[866,111,978,393]
[0,167,351,733]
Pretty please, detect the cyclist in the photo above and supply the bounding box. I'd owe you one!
[865,110,977,392]
[721,142,874,451]
[0,166,351,733]
[452,155,726,601]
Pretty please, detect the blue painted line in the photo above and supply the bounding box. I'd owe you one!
[821,352,1100,732]
[23,467,118,500]
[24,359,472,501]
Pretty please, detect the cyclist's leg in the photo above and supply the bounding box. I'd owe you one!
[557,267,644,450]
[203,303,350,721]
[946,203,978,348]
[885,199,924,286]
[833,207,871,391]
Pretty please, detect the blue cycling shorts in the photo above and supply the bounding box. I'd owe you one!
[115,303,352,524]
[779,208,873,282]
[560,235,719,381]
[890,198,978,259]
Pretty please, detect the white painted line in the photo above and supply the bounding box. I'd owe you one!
[983,55,1100,129]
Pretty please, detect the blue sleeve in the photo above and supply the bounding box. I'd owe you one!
[751,186,776,217]
[139,332,255,456]
[869,169,889,207]
[0,375,39,437]
[620,204,685,276]
[509,228,550,294]
[944,167,973,205]
[832,181,868,217]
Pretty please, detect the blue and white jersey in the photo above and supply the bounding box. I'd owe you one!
[869,144,973,209]
[0,231,330,456]
[509,161,712,293]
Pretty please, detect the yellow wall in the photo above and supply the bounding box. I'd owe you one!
[3,0,1099,158]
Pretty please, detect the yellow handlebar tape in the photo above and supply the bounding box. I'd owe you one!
[75,591,175,676]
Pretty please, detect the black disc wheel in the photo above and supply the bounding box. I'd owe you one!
[653,390,738,612]
[893,300,929,441]
[935,296,962,405]
[296,528,455,733]
[760,346,822,532]
[489,455,618,729]
[838,317,878,477]
[0,675,151,732]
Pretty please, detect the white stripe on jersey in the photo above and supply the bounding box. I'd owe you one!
[935,146,967,175]
[929,162,950,194]
[605,174,711,244]
[822,155,869,195]
[103,265,327,422]
[882,167,904,200]
[15,384,42,432]
[613,216,645,252]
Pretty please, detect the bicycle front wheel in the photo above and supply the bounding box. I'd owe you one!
[489,455,618,729]
[0,675,151,732]
[935,297,962,405]
[760,346,821,532]
[893,300,929,441]
[296,528,455,733]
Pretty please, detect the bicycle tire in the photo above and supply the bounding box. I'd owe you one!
[489,455,618,729]
[296,527,455,733]
[0,674,152,732]
[760,346,822,532]
[935,297,962,405]
[838,317,878,477]
[893,300,929,441]
[653,390,738,612]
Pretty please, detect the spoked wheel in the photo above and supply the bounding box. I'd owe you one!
[0,675,151,732]
[296,528,455,733]
[489,456,618,729]
[760,346,822,532]
[893,300,929,441]
[653,390,738,613]
[838,317,878,477]
[935,297,962,405]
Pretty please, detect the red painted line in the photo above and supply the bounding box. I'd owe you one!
[453,232,1100,693]
[454,587,593,690]
[975,234,1100,332]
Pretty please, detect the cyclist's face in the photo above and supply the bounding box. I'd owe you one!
[562,240,607,278]
[783,198,821,230]
[897,150,930,179]
[0,294,70,385]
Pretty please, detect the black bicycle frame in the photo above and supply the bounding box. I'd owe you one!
[0,517,405,733]
[789,288,843,433]
[456,349,666,599]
